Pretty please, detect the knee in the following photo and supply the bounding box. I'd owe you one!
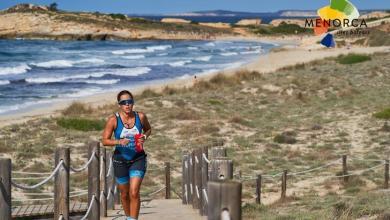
[120,189,130,200]
[129,189,140,200]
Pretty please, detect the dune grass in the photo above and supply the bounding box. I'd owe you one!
[57,117,105,131]
[337,54,371,64]
[373,108,390,119]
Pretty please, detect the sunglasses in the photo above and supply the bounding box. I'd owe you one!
[118,99,134,105]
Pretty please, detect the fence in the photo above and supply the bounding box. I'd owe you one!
[0,141,172,220]
[182,146,390,220]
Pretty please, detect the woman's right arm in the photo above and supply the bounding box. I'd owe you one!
[102,116,119,146]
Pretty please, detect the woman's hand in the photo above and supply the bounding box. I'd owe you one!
[138,135,146,145]
[118,138,130,146]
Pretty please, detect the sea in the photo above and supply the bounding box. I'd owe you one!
[0,39,278,115]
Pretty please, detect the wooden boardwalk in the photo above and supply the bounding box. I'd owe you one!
[103,199,206,220]
[12,202,87,218]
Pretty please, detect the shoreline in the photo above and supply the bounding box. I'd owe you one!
[0,36,389,127]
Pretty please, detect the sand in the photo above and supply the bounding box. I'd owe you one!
[0,35,389,128]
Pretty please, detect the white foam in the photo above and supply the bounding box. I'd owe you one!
[220,52,238,56]
[0,99,53,114]
[77,58,105,64]
[32,60,74,68]
[205,42,216,47]
[240,50,263,55]
[187,46,199,50]
[109,67,151,76]
[112,45,171,55]
[84,79,120,85]
[146,45,172,51]
[0,64,31,75]
[122,55,145,60]
[168,60,192,67]
[26,77,68,83]
[157,53,168,56]
[64,88,103,98]
[0,80,10,85]
[194,56,212,62]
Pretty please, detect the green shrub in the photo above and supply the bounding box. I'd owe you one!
[57,117,105,131]
[109,13,126,20]
[373,108,390,119]
[337,54,371,64]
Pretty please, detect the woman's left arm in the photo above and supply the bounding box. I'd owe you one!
[139,112,151,139]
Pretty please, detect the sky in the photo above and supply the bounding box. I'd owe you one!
[0,0,389,14]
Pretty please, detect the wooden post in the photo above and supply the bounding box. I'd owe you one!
[208,181,242,220]
[165,162,171,199]
[100,147,107,217]
[88,141,100,219]
[256,174,262,204]
[281,170,287,200]
[342,155,348,183]
[54,148,70,220]
[201,146,209,216]
[0,158,11,220]
[188,152,194,204]
[106,151,115,210]
[194,148,202,211]
[210,158,233,181]
[187,153,193,204]
[182,154,189,204]
[385,159,389,189]
[211,147,227,159]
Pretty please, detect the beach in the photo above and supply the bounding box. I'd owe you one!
[0,35,388,128]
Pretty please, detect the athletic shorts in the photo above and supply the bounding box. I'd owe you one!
[112,154,147,185]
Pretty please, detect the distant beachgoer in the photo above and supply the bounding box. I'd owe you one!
[193,75,198,84]
[102,90,151,220]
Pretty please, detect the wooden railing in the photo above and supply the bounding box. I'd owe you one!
[0,141,172,220]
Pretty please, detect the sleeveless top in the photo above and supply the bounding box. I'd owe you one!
[113,111,145,161]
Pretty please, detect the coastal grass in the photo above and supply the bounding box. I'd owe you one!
[337,53,371,64]
[373,108,390,119]
[57,117,105,131]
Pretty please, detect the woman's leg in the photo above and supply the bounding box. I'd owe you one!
[129,176,144,219]
[117,183,131,216]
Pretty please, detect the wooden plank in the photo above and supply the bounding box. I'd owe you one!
[0,158,11,220]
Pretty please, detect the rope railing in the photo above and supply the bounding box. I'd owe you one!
[147,186,166,197]
[287,158,341,177]
[202,153,210,164]
[70,153,95,173]
[11,160,64,190]
[58,215,64,220]
[321,161,385,179]
[106,157,113,178]
[80,194,96,220]
[12,171,52,175]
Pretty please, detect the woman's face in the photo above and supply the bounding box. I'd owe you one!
[118,94,134,114]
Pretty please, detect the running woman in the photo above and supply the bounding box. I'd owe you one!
[102,90,151,220]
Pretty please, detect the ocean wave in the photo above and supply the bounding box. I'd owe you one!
[122,55,145,60]
[25,72,107,84]
[168,60,192,67]
[220,52,238,56]
[0,64,31,75]
[194,56,212,62]
[146,45,172,51]
[64,88,103,98]
[0,80,10,85]
[31,58,105,68]
[157,53,168,56]
[25,77,69,83]
[108,67,151,76]
[31,60,74,68]
[205,42,216,47]
[187,46,199,50]
[84,79,120,85]
[0,99,53,114]
[112,45,171,55]
[240,50,263,55]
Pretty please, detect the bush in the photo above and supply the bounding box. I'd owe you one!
[62,102,92,116]
[57,117,105,131]
[109,13,127,20]
[337,54,371,64]
[274,132,297,144]
[373,108,390,119]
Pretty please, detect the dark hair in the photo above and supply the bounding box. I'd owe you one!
[117,90,133,102]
